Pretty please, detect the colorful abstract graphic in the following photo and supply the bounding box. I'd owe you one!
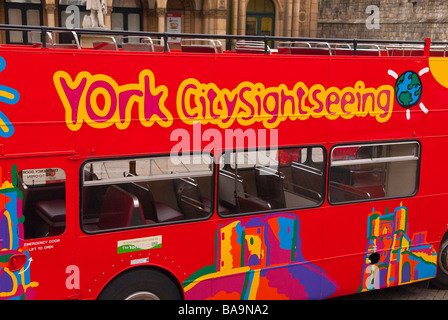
[429,57,448,89]
[184,213,339,300]
[0,165,38,299]
[358,203,437,292]
[0,56,20,138]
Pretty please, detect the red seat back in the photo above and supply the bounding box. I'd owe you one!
[98,185,144,229]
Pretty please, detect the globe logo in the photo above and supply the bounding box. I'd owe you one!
[388,68,429,120]
[394,71,422,109]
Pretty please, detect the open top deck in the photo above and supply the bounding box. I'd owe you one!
[0,24,446,57]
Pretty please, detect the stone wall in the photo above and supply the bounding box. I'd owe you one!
[317,0,448,41]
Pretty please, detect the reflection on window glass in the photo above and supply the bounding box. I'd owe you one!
[7,8,23,43]
[81,154,214,232]
[112,12,124,30]
[6,2,42,44]
[329,141,420,203]
[19,168,66,239]
[218,147,325,216]
[26,9,41,43]
[128,13,141,31]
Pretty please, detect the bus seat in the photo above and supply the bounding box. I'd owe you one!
[92,36,118,51]
[121,36,155,52]
[290,47,331,55]
[181,39,223,54]
[122,37,169,52]
[218,170,243,208]
[154,202,184,222]
[278,42,331,56]
[290,162,323,202]
[173,178,207,219]
[82,170,102,216]
[122,42,154,52]
[124,182,184,223]
[235,41,270,54]
[181,45,216,53]
[237,195,273,212]
[328,181,370,203]
[332,47,383,56]
[277,47,291,54]
[98,185,145,230]
[173,177,221,219]
[35,199,66,236]
[53,44,80,49]
[219,170,272,213]
[255,166,286,209]
[123,182,158,223]
[173,177,230,215]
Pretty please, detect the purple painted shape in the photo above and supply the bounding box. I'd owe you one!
[0,267,14,293]
[0,212,9,250]
[86,80,117,122]
[59,77,87,125]
[142,74,167,121]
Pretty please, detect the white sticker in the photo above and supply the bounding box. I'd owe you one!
[117,236,162,254]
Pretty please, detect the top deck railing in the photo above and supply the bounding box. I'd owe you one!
[0,24,447,57]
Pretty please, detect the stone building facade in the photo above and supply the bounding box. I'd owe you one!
[317,0,448,41]
[0,0,447,45]
[0,0,318,45]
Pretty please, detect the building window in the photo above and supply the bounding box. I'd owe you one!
[112,0,142,35]
[4,0,43,44]
[328,141,420,204]
[218,147,325,216]
[246,0,275,37]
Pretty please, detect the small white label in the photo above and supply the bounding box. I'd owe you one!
[117,235,162,254]
[130,257,149,265]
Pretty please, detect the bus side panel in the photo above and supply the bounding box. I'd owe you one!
[0,159,36,300]
[77,219,217,300]
[0,156,77,300]
[322,198,438,297]
[181,209,333,300]
[418,136,448,246]
[0,50,76,156]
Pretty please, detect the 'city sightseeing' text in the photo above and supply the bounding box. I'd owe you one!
[54,69,394,131]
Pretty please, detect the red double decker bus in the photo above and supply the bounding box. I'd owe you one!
[1,25,448,300]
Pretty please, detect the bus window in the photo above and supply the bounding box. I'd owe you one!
[81,153,214,232]
[218,146,325,216]
[328,141,420,204]
[19,168,66,239]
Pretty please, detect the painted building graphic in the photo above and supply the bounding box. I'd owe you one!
[359,203,437,292]
[0,165,38,299]
[184,213,339,300]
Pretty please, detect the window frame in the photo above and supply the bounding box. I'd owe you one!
[79,152,216,234]
[18,166,67,239]
[4,1,43,45]
[112,7,143,32]
[217,145,327,218]
[111,0,143,37]
[328,140,421,205]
